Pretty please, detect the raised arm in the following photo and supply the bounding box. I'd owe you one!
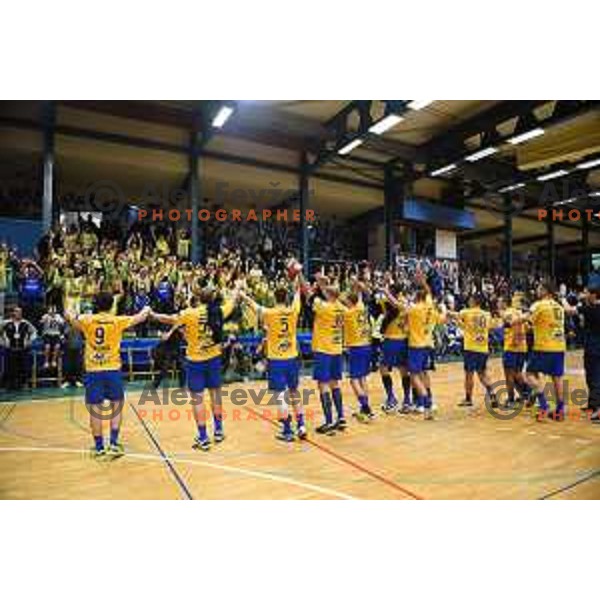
[149,308,177,326]
[64,308,83,333]
[128,305,151,328]
[239,289,261,314]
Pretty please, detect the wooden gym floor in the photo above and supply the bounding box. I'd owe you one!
[1,351,598,500]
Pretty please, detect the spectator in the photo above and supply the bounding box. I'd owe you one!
[0,306,37,390]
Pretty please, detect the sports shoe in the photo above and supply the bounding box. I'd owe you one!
[276,431,295,443]
[214,429,225,443]
[381,400,398,414]
[315,422,336,436]
[193,436,211,451]
[297,424,308,439]
[547,409,565,422]
[334,418,347,431]
[107,443,125,458]
[92,447,107,459]
[398,405,412,415]
[590,409,600,424]
[457,398,474,408]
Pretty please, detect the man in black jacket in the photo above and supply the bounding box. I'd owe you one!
[151,325,184,389]
[563,273,600,422]
[1,306,37,390]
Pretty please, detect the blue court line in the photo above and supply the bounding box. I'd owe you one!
[538,469,600,500]
[129,403,194,500]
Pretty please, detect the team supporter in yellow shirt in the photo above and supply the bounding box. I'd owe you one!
[65,291,150,459]
[405,287,442,420]
[342,287,375,422]
[151,288,238,450]
[310,274,347,435]
[241,282,306,442]
[498,295,532,408]
[452,293,499,409]
[379,283,411,413]
[525,282,567,420]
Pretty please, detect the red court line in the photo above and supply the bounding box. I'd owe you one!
[244,406,424,500]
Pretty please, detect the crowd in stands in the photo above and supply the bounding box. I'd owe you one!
[0,214,588,391]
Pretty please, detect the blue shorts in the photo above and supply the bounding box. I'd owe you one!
[382,339,407,369]
[186,356,222,393]
[84,370,124,405]
[313,352,343,382]
[268,358,300,391]
[503,351,527,372]
[464,351,488,373]
[347,345,371,379]
[408,347,433,374]
[526,351,565,377]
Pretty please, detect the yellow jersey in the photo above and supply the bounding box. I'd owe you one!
[343,300,371,348]
[459,307,493,354]
[530,299,566,352]
[407,301,438,349]
[262,296,301,360]
[78,313,135,372]
[383,296,407,340]
[503,308,528,353]
[312,298,346,355]
[176,300,235,362]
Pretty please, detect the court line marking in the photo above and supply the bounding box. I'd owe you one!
[0,446,356,500]
[538,469,600,500]
[129,404,194,500]
[244,406,424,500]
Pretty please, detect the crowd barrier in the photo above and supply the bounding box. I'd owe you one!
[0,326,582,392]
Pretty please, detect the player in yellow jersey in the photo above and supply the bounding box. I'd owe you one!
[310,274,347,435]
[405,286,442,420]
[65,291,150,458]
[498,295,531,408]
[525,282,567,420]
[240,282,306,442]
[451,294,499,409]
[342,288,375,422]
[379,283,411,413]
[151,288,238,450]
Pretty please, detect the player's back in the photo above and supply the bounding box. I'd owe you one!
[263,302,300,360]
[343,300,370,348]
[460,307,491,353]
[408,301,436,348]
[503,308,528,352]
[383,296,407,340]
[530,299,565,352]
[312,298,345,355]
[177,305,222,362]
[79,312,134,372]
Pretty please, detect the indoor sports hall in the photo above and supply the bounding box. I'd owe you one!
[1,100,599,499]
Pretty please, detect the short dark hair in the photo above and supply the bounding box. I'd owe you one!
[274,287,288,305]
[94,291,114,312]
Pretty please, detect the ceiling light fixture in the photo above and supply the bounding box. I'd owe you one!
[430,163,457,177]
[498,183,526,193]
[537,169,569,182]
[368,114,404,135]
[338,138,363,155]
[507,127,545,145]
[408,100,434,111]
[212,105,234,128]
[576,157,600,170]
[465,147,498,162]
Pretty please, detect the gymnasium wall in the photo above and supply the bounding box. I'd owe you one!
[0,217,43,256]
